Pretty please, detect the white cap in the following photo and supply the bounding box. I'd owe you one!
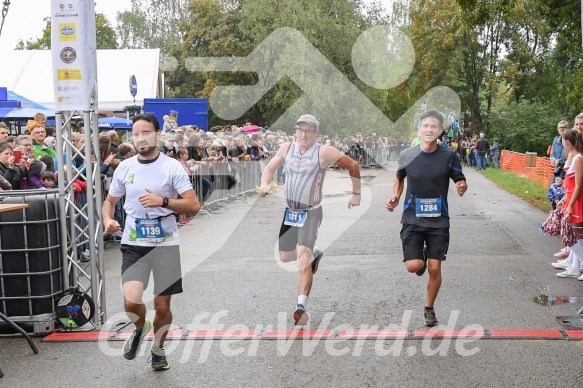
[295,114,319,131]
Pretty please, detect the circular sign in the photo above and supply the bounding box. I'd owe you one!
[60,47,77,64]
[129,75,137,97]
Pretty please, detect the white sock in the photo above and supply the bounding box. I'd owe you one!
[298,295,308,308]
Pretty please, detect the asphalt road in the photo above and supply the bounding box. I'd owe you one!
[2,162,583,387]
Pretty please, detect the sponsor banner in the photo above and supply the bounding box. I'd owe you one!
[51,0,98,111]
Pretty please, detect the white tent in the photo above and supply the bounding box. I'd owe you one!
[0,49,163,111]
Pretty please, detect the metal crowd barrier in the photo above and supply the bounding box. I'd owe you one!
[190,160,263,218]
[350,147,392,168]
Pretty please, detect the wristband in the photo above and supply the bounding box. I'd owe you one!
[352,192,361,195]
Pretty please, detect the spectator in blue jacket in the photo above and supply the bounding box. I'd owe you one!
[550,121,568,184]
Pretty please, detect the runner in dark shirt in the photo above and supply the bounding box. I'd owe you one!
[386,110,468,327]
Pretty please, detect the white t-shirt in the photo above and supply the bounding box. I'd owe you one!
[108,153,192,246]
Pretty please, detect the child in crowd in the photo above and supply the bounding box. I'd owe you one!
[28,160,47,189]
[40,171,56,188]
[549,177,565,210]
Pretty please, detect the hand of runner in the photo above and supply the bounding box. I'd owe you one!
[259,184,270,197]
[386,195,399,212]
[140,188,163,208]
[455,180,467,197]
[348,194,360,209]
[104,218,121,234]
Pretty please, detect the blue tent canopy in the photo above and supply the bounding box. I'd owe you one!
[0,107,55,119]
[98,117,133,130]
[6,91,51,110]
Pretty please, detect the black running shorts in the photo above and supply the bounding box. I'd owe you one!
[400,224,449,261]
[121,244,183,296]
[278,206,323,251]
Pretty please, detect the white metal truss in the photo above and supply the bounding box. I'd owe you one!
[55,111,106,327]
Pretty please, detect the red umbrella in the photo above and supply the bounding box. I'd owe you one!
[241,125,262,133]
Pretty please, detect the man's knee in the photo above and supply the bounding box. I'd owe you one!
[405,259,423,273]
[296,246,312,270]
[154,296,172,315]
[427,260,442,277]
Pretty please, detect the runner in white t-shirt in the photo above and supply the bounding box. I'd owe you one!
[102,114,200,372]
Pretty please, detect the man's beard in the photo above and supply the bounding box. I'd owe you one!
[137,144,157,157]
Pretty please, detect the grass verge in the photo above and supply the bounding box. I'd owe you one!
[478,168,551,213]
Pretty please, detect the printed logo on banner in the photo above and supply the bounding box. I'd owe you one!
[60,47,77,64]
[57,96,71,104]
[58,23,76,42]
[57,69,82,80]
[57,85,80,92]
[59,3,64,9]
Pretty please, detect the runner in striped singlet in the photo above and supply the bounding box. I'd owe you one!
[260,114,361,325]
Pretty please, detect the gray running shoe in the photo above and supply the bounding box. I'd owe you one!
[416,246,428,276]
[123,319,152,360]
[293,304,308,325]
[151,346,170,371]
[312,247,324,274]
[424,307,438,327]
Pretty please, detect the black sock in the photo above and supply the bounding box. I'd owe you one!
[135,327,143,335]
[425,306,434,310]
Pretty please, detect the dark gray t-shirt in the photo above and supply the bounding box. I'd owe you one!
[396,145,466,228]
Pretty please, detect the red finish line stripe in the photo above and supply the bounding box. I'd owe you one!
[261,330,334,339]
[488,330,564,339]
[187,330,259,339]
[40,329,580,342]
[43,331,116,342]
[116,329,188,340]
[412,329,486,339]
[336,330,409,339]
[565,331,583,339]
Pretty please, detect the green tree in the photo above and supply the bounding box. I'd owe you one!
[488,97,563,155]
[15,13,118,50]
[116,0,190,55]
[96,13,118,49]
[15,17,51,49]
[164,0,253,125]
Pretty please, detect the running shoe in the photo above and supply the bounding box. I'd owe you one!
[150,346,170,371]
[312,247,324,274]
[416,246,428,276]
[293,304,308,325]
[123,319,152,360]
[424,307,438,327]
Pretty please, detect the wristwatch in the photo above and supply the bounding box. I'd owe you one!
[161,196,169,208]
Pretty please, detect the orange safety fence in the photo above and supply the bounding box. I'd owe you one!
[499,150,554,188]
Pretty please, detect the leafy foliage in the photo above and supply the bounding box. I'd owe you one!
[488,97,564,154]
[15,13,118,50]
